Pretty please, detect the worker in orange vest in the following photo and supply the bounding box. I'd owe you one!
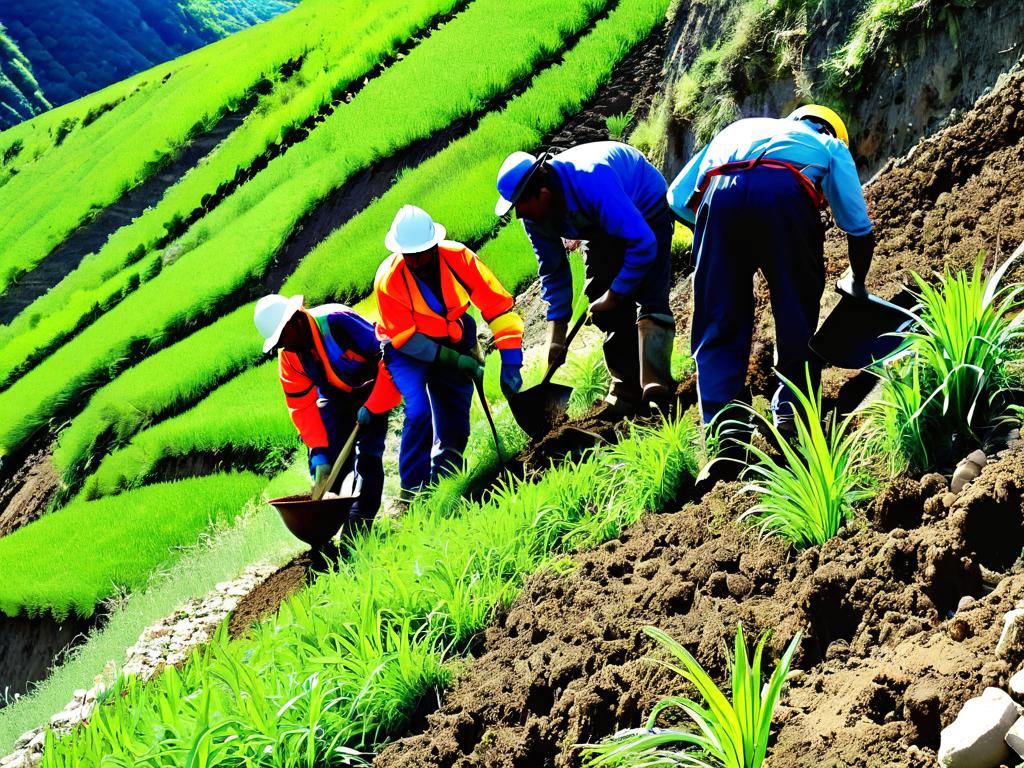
[374,205,524,495]
[254,295,400,521]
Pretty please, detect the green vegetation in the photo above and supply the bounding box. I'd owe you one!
[606,110,634,140]
[0,23,50,127]
[42,417,697,766]
[0,472,267,619]
[733,374,870,549]
[584,625,800,768]
[865,251,1024,473]
[0,0,466,384]
[0,0,617,459]
[826,0,978,90]
[0,0,294,119]
[0,463,307,755]
[83,363,294,498]
[35,0,666,500]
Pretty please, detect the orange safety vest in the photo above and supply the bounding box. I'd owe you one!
[374,241,523,352]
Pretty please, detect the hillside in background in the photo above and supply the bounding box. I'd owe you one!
[0,0,295,128]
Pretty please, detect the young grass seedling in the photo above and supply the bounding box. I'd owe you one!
[583,624,800,768]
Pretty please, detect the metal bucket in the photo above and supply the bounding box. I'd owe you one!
[269,492,358,548]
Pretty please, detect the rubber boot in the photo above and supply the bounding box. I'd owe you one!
[597,314,642,422]
[694,409,754,496]
[638,315,676,415]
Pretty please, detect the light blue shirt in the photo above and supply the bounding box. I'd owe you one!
[666,118,873,237]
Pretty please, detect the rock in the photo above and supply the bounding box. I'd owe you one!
[958,595,976,611]
[1007,716,1024,759]
[938,687,1021,767]
[951,461,983,493]
[726,573,753,598]
[966,449,987,467]
[1011,670,1024,699]
[27,733,44,752]
[949,618,973,642]
[920,472,949,494]
[942,492,957,508]
[13,732,36,751]
[998,610,1024,657]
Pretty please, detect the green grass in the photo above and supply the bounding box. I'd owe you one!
[42,415,696,767]
[0,0,465,384]
[0,472,268,619]
[826,0,977,90]
[83,363,295,498]
[730,374,871,549]
[864,250,1024,472]
[0,0,616,459]
[583,625,800,768]
[0,0,328,290]
[0,462,308,755]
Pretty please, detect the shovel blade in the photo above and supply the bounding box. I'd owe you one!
[811,291,916,370]
[508,382,574,439]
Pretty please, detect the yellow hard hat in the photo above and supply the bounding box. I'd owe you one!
[789,104,849,146]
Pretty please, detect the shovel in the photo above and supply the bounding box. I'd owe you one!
[508,312,588,439]
[474,377,505,464]
[810,281,917,370]
[268,423,361,547]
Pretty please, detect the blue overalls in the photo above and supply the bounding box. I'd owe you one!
[667,118,873,426]
[383,280,477,494]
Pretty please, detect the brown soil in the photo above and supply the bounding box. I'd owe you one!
[375,446,1024,768]
[0,447,58,538]
[227,543,345,639]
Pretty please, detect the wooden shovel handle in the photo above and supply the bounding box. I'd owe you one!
[540,312,588,386]
[311,422,361,501]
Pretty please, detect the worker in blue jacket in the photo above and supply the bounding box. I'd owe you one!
[495,141,677,418]
[667,105,874,440]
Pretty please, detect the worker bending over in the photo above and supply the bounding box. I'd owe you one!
[667,105,874,436]
[254,295,399,521]
[374,205,524,496]
[495,141,676,417]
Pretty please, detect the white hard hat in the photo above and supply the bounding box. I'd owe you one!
[385,205,446,254]
[254,294,304,353]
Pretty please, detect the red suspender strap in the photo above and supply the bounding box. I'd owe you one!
[687,157,825,212]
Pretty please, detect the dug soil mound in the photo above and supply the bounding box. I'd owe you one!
[375,447,1024,768]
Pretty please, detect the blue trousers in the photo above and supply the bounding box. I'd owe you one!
[384,329,476,494]
[691,166,825,426]
[315,395,388,518]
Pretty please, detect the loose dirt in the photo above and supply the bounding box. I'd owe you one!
[227,543,344,639]
[0,445,58,538]
[375,447,1024,768]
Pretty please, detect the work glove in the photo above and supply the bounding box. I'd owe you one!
[499,347,524,396]
[357,406,373,427]
[310,450,330,482]
[838,232,875,299]
[437,346,484,384]
[546,319,569,369]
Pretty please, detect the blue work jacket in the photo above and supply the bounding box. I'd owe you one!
[520,142,669,321]
[667,118,873,237]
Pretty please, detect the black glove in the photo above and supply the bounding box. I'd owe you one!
[848,232,874,283]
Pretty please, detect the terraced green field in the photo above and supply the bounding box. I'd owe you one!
[0,0,672,626]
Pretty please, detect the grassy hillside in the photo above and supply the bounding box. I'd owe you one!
[0,0,295,127]
[0,0,672,628]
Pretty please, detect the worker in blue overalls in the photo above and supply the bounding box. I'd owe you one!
[495,141,676,418]
[667,105,874,444]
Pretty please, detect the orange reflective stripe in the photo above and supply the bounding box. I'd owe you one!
[305,312,354,393]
